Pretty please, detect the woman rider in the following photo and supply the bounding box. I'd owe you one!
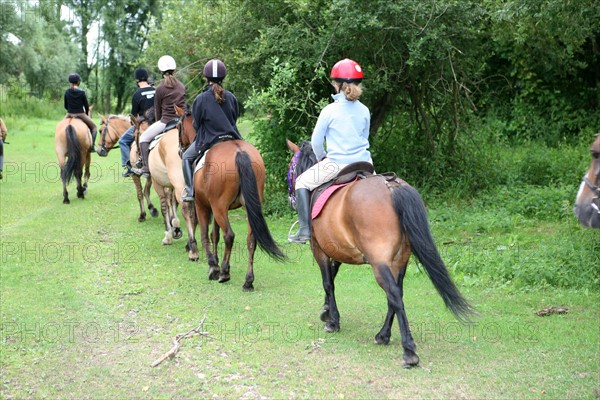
[288,58,372,244]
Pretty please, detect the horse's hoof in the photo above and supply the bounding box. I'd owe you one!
[324,322,340,333]
[374,334,390,345]
[173,228,182,240]
[402,353,420,368]
[242,283,254,292]
[150,208,159,218]
[208,268,219,280]
[63,199,70,205]
[218,274,230,283]
[188,254,199,262]
[138,212,146,222]
[320,305,330,322]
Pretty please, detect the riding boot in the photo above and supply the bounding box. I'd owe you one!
[182,157,195,202]
[288,188,311,244]
[122,161,133,177]
[131,142,150,178]
[90,130,97,153]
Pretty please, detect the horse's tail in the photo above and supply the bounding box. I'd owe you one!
[62,124,82,184]
[236,151,286,261]
[391,184,476,323]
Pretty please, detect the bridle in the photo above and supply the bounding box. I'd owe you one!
[99,117,121,152]
[287,150,301,210]
[582,150,600,213]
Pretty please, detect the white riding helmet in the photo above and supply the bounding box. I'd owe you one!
[157,55,176,72]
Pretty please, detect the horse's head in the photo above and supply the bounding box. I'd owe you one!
[286,139,317,210]
[175,104,194,153]
[574,133,600,228]
[97,114,129,157]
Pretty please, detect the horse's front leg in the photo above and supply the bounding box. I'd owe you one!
[144,177,159,218]
[83,152,91,190]
[314,244,340,332]
[131,175,147,222]
[181,202,199,261]
[242,227,257,291]
[59,161,69,204]
[167,190,182,240]
[154,184,173,245]
[213,212,233,284]
[320,261,341,323]
[196,204,219,280]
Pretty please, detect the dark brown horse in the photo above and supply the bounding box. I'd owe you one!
[286,140,475,367]
[96,113,159,222]
[179,110,285,290]
[574,134,600,228]
[54,117,92,204]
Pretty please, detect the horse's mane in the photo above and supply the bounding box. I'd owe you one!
[107,115,130,123]
[297,140,318,175]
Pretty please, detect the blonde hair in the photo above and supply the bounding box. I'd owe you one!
[336,82,363,101]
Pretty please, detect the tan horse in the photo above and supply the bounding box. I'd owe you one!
[97,113,158,222]
[54,117,92,204]
[574,133,600,228]
[131,107,199,261]
[178,108,285,290]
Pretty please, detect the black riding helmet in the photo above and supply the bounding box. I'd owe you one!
[68,73,81,84]
[134,68,149,82]
[203,59,227,82]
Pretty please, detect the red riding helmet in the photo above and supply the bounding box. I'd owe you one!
[330,58,363,83]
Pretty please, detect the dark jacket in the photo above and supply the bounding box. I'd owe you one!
[192,84,242,151]
[64,88,90,114]
[131,86,156,117]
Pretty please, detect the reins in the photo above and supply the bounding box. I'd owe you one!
[99,117,123,151]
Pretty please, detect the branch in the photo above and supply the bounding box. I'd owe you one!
[151,306,210,368]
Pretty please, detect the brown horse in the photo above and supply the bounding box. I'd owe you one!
[179,109,285,290]
[286,140,475,367]
[97,113,159,222]
[574,133,600,228]
[54,117,92,204]
[131,107,199,261]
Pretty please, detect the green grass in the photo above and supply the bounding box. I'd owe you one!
[1,115,599,399]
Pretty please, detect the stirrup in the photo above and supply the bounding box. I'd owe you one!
[182,188,194,202]
[287,221,310,244]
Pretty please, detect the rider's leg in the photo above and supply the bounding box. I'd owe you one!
[181,145,197,202]
[131,121,165,177]
[119,126,134,176]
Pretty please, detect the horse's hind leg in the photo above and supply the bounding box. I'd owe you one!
[168,192,182,240]
[182,202,199,261]
[196,205,219,280]
[132,175,147,222]
[374,264,419,368]
[212,211,233,284]
[375,264,408,345]
[320,261,341,323]
[242,228,257,291]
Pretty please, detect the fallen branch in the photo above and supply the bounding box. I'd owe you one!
[535,306,569,317]
[151,306,209,367]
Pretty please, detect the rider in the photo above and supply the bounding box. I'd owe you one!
[64,73,97,153]
[131,55,186,178]
[119,68,156,177]
[181,58,242,202]
[288,58,372,244]
[0,118,6,180]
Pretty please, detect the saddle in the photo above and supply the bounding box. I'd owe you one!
[310,162,375,219]
[148,119,179,151]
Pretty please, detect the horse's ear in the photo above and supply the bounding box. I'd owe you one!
[175,104,184,117]
[286,139,299,153]
[130,114,138,128]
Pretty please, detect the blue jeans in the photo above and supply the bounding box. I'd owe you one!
[119,126,135,166]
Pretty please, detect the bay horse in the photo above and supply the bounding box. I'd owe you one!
[54,116,92,204]
[96,113,158,222]
[286,140,475,367]
[131,106,199,261]
[178,108,285,290]
[574,133,600,228]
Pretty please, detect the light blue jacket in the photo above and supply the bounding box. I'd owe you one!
[311,92,371,164]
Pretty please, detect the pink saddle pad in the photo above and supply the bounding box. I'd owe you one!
[311,179,357,219]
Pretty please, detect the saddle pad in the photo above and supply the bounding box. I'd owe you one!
[311,178,357,220]
[148,132,166,151]
[193,150,210,174]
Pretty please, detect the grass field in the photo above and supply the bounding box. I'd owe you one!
[1,116,599,399]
